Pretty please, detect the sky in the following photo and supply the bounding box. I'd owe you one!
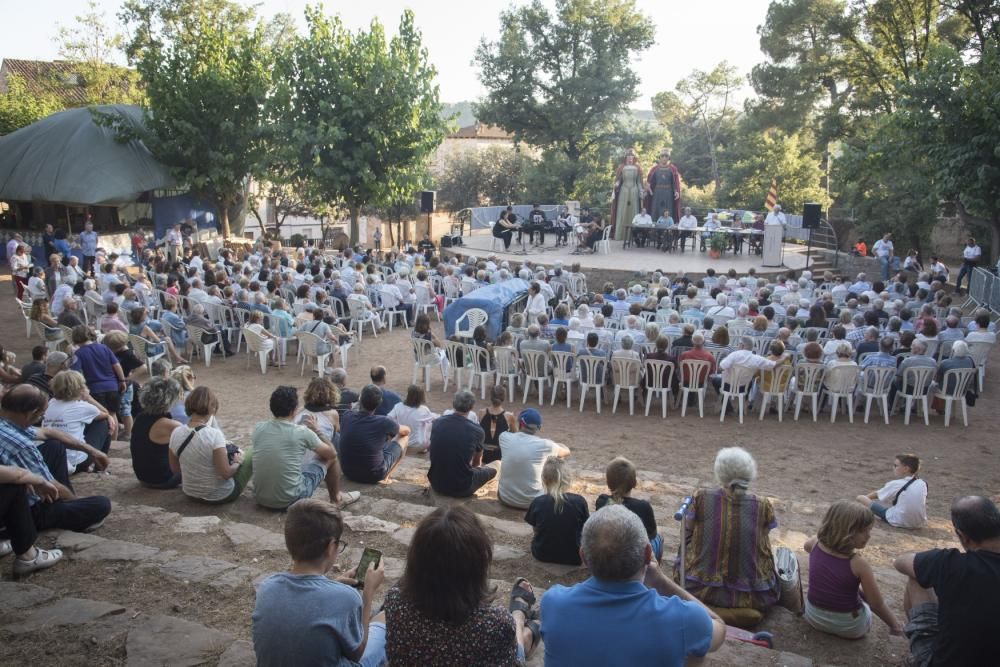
[4,0,776,108]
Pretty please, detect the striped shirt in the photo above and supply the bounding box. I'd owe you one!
[0,418,53,505]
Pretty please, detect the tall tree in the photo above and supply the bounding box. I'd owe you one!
[134,13,270,237]
[673,62,743,192]
[475,0,655,194]
[118,0,257,64]
[268,8,447,244]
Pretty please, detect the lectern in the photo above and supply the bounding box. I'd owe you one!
[762,225,783,267]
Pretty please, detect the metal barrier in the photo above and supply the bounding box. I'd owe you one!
[965,267,1000,314]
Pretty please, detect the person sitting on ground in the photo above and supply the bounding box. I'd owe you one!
[253,498,386,667]
[386,384,437,453]
[856,454,927,529]
[168,386,252,504]
[526,456,589,566]
[541,504,725,665]
[893,495,1000,666]
[677,447,780,625]
[498,408,571,509]
[130,377,183,489]
[19,346,47,383]
[252,385,359,510]
[427,390,495,498]
[385,506,541,664]
[369,366,401,416]
[478,384,518,465]
[330,368,359,415]
[0,462,66,576]
[0,385,112,537]
[803,501,903,639]
[42,370,116,474]
[293,377,342,450]
[596,457,663,560]
[339,384,410,485]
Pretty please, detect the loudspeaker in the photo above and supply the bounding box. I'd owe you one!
[802,203,822,229]
[420,191,435,214]
[440,235,452,248]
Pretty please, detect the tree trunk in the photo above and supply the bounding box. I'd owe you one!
[348,204,360,245]
[218,201,231,239]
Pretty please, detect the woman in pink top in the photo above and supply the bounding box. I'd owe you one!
[803,501,902,639]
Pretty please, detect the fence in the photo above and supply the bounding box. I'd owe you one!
[965,267,1000,314]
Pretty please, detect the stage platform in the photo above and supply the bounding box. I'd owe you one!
[444,231,813,285]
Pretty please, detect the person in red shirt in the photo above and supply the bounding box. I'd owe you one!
[679,334,716,386]
[852,238,867,257]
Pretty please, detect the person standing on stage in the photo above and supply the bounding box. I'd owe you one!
[956,237,981,294]
[645,149,682,225]
[612,150,644,242]
[764,205,786,226]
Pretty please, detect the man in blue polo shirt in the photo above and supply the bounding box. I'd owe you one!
[540,504,725,666]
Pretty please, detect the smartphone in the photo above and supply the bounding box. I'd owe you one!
[355,547,382,586]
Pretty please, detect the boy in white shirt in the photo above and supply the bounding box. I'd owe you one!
[856,454,927,529]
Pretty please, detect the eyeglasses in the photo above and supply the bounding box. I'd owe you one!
[336,539,348,555]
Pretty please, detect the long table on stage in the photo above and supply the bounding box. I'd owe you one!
[624,224,765,255]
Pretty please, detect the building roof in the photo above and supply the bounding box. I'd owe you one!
[448,122,514,140]
[0,59,93,105]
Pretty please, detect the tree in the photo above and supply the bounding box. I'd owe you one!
[118,0,257,64]
[135,13,270,238]
[436,145,536,211]
[268,8,448,244]
[56,0,145,106]
[0,75,63,135]
[475,0,655,194]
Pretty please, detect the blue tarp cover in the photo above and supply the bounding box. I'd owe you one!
[443,279,529,340]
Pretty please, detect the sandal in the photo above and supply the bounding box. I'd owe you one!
[509,577,536,618]
[524,619,541,652]
[12,547,63,578]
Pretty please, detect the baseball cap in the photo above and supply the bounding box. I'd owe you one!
[518,408,542,428]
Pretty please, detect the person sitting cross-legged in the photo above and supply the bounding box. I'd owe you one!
[0,463,65,577]
[596,456,663,561]
[540,504,725,666]
[252,385,360,510]
[427,390,495,497]
[498,408,570,509]
[525,457,589,566]
[855,453,927,529]
[893,495,1000,667]
[253,498,386,667]
[339,384,410,485]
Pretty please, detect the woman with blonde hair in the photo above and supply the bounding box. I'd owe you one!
[525,457,589,565]
[30,298,62,341]
[42,370,115,472]
[803,501,902,638]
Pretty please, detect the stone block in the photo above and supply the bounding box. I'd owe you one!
[5,597,126,634]
[55,530,108,552]
[478,514,532,538]
[174,516,223,534]
[342,514,400,534]
[221,522,286,551]
[217,639,256,667]
[72,539,160,562]
[158,555,238,584]
[127,614,231,667]
[0,581,57,610]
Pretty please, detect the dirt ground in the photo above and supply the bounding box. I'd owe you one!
[2,273,998,666]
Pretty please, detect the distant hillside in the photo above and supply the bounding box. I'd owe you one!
[440,101,655,130]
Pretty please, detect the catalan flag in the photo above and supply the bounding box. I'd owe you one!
[764,179,778,211]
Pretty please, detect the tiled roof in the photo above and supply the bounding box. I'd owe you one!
[0,58,134,106]
[448,122,514,140]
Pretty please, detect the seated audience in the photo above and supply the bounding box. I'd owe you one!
[526,457,589,566]
[252,385,358,509]
[369,366,401,416]
[385,506,540,664]
[339,384,409,485]
[856,454,927,528]
[130,377,183,489]
[478,384,518,464]
[596,457,663,560]
[0,463,65,576]
[803,501,902,638]
[498,409,570,509]
[386,384,437,453]
[677,447,779,624]
[293,377,342,449]
[541,505,725,665]
[893,495,999,666]
[42,370,115,472]
[20,346,47,381]
[253,499,386,667]
[168,387,252,504]
[428,390,494,497]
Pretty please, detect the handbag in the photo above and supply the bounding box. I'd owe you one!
[774,546,804,613]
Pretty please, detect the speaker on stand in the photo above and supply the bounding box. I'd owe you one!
[419,191,435,241]
[802,203,822,269]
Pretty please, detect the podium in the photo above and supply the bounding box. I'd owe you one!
[762,225,783,267]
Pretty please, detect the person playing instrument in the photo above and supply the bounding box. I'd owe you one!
[492,211,517,250]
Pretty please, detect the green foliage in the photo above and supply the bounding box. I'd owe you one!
[721,129,830,213]
[136,11,270,237]
[118,0,257,64]
[708,232,729,251]
[436,145,534,211]
[268,8,448,244]
[0,75,63,136]
[289,233,306,248]
[475,0,655,193]
[674,61,743,191]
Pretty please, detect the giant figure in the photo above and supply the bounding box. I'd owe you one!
[611,149,644,242]
[645,149,682,225]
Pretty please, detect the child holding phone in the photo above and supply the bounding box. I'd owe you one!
[856,454,927,529]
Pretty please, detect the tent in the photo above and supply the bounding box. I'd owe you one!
[443,279,530,340]
[0,104,175,205]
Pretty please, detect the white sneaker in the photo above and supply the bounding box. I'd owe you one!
[13,547,63,577]
[0,539,12,558]
[338,490,361,508]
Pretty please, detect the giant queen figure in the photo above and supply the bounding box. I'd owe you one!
[645,149,682,224]
[611,148,644,241]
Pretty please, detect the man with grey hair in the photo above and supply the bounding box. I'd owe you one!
[518,324,552,356]
[855,326,881,358]
[541,505,725,664]
[427,390,495,497]
[710,336,777,394]
[329,368,358,415]
[890,339,937,407]
[184,302,234,356]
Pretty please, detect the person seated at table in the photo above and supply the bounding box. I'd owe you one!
[596,456,662,560]
[631,207,653,247]
[856,454,927,529]
[525,456,589,566]
[676,447,780,626]
[655,212,677,251]
[492,210,517,250]
[700,213,721,251]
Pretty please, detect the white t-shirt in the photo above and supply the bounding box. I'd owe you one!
[169,424,234,502]
[386,403,437,450]
[42,399,101,472]
[497,432,560,509]
[876,476,927,528]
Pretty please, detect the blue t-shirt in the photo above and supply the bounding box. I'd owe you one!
[541,578,713,667]
[252,573,364,667]
[71,343,120,393]
[339,410,399,483]
[374,388,401,416]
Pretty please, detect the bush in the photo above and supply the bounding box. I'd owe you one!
[289,233,306,248]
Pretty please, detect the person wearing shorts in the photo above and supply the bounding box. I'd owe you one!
[338,384,410,485]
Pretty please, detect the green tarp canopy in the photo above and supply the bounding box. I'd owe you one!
[0,104,175,206]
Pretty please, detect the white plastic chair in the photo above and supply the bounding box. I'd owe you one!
[611,357,643,415]
[186,324,220,367]
[465,344,496,399]
[347,298,380,340]
[379,288,409,331]
[242,327,273,375]
[595,226,612,255]
[932,367,976,427]
[493,347,521,402]
[793,363,826,422]
[550,350,577,408]
[824,365,859,423]
[295,330,332,377]
[644,359,675,418]
[679,358,712,418]
[757,363,792,422]
[414,284,440,321]
[129,333,166,374]
[577,354,608,413]
[892,366,936,426]
[16,299,33,338]
[454,308,489,339]
[967,341,993,393]
[520,349,551,405]
[442,340,468,393]
[718,364,758,424]
[859,366,895,424]
[411,338,445,391]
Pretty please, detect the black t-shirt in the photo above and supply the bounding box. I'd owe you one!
[114,348,144,378]
[596,494,658,540]
[427,413,485,495]
[20,361,45,381]
[339,410,399,483]
[525,493,589,565]
[914,547,1000,665]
